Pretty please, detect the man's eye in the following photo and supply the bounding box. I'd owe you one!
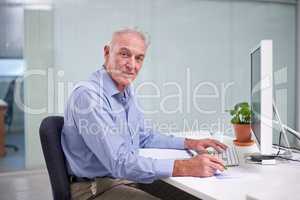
[120,52,130,57]
[136,57,144,62]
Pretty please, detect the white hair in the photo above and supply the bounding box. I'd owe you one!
[109,27,150,48]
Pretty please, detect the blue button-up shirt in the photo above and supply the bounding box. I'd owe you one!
[61,67,185,183]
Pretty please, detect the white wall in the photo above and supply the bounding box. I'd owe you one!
[24,0,296,168]
[53,0,296,130]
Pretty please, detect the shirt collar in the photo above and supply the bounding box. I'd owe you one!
[97,65,133,98]
[99,66,120,97]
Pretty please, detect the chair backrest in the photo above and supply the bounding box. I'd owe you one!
[39,116,70,200]
[4,78,16,126]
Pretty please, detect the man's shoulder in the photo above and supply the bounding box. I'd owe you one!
[64,83,110,118]
[78,68,106,91]
[65,69,110,109]
[72,78,105,97]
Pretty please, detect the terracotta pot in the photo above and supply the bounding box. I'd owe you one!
[232,124,251,143]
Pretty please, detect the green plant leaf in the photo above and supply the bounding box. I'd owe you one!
[228,102,251,124]
[230,110,236,116]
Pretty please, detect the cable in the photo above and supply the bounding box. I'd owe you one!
[276,156,300,163]
[273,144,300,152]
[272,101,300,150]
[285,128,300,141]
[274,130,300,162]
[276,130,283,156]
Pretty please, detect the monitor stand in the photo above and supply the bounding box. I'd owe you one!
[249,100,298,165]
[249,154,276,165]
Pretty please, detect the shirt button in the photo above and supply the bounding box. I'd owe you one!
[121,98,126,104]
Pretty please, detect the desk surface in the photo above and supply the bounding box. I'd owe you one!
[140,131,300,200]
[0,99,7,107]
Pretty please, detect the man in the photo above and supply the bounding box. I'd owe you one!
[61,28,227,200]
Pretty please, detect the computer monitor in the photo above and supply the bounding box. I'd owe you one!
[250,40,273,156]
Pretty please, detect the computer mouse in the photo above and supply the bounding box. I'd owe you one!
[214,169,223,175]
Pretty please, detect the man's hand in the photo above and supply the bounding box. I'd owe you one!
[184,138,227,153]
[172,154,225,177]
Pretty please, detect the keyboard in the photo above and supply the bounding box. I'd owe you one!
[187,146,239,167]
[213,146,239,167]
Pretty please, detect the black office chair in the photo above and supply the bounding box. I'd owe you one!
[4,78,18,152]
[39,116,71,200]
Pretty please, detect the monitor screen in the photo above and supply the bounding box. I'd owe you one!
[251,48,261,145]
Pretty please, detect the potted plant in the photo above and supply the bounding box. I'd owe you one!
[227,102,254,146]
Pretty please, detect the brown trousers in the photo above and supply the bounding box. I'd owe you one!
[71,178,201,200]
[70,177,160,200]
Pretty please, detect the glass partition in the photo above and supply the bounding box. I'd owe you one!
[21,0,298,168]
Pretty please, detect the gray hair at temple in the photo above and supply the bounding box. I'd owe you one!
[109,27,151,48]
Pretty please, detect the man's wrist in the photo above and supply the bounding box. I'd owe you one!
[172,159,190,177]
[184,138,196,149]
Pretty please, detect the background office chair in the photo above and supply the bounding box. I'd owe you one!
[4,78,18,152]
[39,116,70,200]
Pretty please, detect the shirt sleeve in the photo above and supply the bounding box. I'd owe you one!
[71,87,175,183]
[137,112,186,149]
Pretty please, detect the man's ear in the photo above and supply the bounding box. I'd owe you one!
[104,45,110,57]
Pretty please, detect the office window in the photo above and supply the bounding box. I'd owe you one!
[0,4,24,58]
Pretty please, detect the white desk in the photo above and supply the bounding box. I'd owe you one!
[0,99,8,107]
[140,132,300,200]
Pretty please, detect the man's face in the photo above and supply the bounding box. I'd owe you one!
[104,33,146,89]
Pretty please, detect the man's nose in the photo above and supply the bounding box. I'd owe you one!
[126,56,136,70]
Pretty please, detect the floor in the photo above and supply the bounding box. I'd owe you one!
[0,132,25,172]
[0,169,52,200]
[0,169,197,200]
